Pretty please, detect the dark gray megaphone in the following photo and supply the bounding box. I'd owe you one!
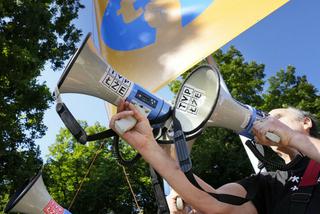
[174,64,280,142]
[54,33,172,144]
[5,171,71,214]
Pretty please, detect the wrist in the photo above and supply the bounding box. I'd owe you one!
[137,137,159,156]
[288,132,305,149]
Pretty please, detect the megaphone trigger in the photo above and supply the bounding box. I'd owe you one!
[114,115,137,135]
[265,131,281,144]
[176,196,184,210]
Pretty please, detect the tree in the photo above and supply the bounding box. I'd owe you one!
[0,0,84,210]
[262,65,320,117]
[44,122,157,213]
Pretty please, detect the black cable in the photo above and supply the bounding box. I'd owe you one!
[112,135,141,167]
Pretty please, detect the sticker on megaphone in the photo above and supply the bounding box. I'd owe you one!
[99,67,171,134]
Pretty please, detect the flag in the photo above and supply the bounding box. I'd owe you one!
[93,0,289,92]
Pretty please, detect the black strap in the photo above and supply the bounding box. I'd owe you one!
[56,102,117,144]
[172,113,250,206]
[56,102,88,144]
[57,102,118,144]
[87,129,116,141]
[149,166,170,214]
[172,117,192,172]
[245,140,303,171]
[184,170,250,206]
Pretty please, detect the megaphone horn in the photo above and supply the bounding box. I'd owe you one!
[174,64,280,142]
[5,170,71,214]
[55,33,172,143]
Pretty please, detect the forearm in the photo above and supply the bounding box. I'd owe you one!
[138,139,224,213]
[193,174,215,192]
[289,133,320,163]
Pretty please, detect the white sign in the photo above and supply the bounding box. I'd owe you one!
[177,84,204,116]
[100,66,132,98]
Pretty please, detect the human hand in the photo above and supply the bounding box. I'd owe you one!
[109,100,155,151]
[253,116,295,147]
[166,190,200,214]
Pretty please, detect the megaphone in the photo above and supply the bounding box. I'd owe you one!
[54,33,172,143]
[175,65,308,172]
[5,171,71,214]
[174,64,280,142]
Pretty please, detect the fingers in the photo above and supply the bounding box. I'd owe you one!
[117,101,148,122]
[117,99,126,113]
[127,103,147,122]
[109,110,134,132]
[253,118,278,145]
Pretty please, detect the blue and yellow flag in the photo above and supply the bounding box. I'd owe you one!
[94,0,288,92]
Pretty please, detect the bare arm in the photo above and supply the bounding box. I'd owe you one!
[167,175,256,214]
[288,133,320,163]
[110,101,257,214]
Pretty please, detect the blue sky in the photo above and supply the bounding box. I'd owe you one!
[36,0,320,161]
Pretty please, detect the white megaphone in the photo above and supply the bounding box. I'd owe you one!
[5,171,71,214]
[54,33,172,143]
[174,64,280,143]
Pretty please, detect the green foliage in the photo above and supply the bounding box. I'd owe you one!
[262,66,320,117]
[0,0,83,211]
[191,128,252,187]
[43,122,157,213]
[214,47,265,105]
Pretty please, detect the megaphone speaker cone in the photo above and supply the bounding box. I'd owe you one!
[175,65,220,134]
[5,170,72,214]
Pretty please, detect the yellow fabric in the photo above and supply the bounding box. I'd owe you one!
[94,0,288,92]
[93,0,289,120]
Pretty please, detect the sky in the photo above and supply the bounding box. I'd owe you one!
[36,0,320,161]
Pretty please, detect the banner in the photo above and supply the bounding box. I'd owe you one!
[93,0,288,92]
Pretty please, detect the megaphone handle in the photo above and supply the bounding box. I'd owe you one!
[265,132,280,143]
[114,104,148,135]
[114,116,137,135]
[176,197,194,212]
[176,196,184,210]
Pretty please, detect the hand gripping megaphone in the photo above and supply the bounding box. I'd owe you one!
[54,33,278,146]
[5,170,71,214]
[54,33,172,144]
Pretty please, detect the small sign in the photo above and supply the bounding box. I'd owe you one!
[43,199,64,214]
[100,66,132,98]
[177,84,204,116]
